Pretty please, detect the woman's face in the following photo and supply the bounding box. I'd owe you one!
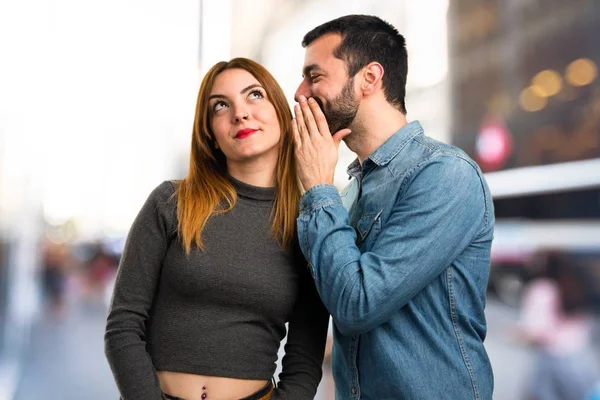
[208,68,281,168]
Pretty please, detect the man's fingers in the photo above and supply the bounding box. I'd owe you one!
[299,96,321,138]
[332,128,352,146]
[293,104,310,144]
[291,117,302,149]
[307,97,331,137]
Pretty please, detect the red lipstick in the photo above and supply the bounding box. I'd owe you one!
[235,128,258,139]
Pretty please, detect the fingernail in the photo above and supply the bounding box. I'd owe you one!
[308,97,315,104]
[299,95,306,102]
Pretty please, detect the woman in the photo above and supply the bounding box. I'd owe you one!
[105,58,330,400]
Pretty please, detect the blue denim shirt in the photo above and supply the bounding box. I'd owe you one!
[297,121,494,399]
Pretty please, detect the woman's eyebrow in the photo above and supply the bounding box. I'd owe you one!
[209,84,263,100]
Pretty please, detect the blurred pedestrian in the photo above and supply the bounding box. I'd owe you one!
[516,250,599,400]
[86,242,118,298]
[40,239,68,317]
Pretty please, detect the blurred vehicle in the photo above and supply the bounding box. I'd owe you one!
[486,161,600,308]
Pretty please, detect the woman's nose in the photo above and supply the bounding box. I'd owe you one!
[233,110,250,123]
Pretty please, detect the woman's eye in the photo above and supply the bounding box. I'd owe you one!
[310,75,321,81]
[248,90,264,100]
[213,101,227,112]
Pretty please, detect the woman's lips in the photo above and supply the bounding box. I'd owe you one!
[235,128,258,139]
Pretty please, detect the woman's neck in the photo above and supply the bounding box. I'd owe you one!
[227,159,277,188]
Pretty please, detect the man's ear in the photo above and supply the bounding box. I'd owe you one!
[360,62,384,96]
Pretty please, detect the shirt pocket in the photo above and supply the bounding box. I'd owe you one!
[356,208,384,247]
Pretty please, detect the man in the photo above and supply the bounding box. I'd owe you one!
[291,15,494,399]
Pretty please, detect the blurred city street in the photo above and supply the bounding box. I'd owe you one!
[11,293,593,400]
[12,296,118,400]
[2,1,600,399]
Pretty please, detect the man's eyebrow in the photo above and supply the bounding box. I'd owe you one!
[208,84,263,100]
[302,64,321,77]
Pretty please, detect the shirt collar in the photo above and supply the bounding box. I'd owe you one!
[346,120,424,177]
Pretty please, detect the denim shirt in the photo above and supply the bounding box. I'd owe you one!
[297,121,494,400]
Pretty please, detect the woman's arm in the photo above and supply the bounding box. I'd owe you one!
[272,260,330,400]
[104,181,176,400]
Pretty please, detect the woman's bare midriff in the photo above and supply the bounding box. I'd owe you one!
[158,371,269,400]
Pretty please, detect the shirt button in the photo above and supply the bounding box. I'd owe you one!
[351,387,358,394]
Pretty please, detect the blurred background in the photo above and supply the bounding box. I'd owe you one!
[1,0,599,399]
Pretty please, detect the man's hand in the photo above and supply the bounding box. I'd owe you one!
[292,95,351,191]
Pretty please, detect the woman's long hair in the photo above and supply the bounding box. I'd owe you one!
[177,58,301,254]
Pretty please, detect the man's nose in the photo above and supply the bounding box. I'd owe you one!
[294,81,309,103]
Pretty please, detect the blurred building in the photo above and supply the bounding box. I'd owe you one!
[0,133,42,400]
[448,0,600,304]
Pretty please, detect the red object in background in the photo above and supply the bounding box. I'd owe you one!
[475,119,513,171]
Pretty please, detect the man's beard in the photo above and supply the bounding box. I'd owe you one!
[313,78,359,134]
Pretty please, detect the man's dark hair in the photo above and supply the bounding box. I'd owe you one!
[302,14,408,114]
